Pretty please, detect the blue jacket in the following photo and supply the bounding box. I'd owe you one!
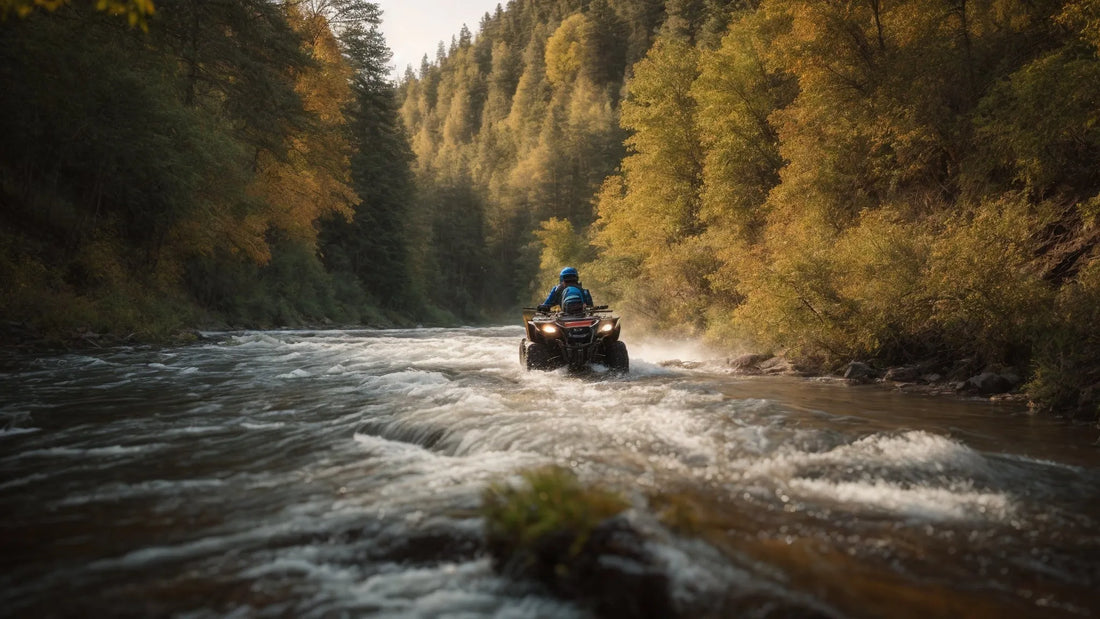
[542,282,593,308]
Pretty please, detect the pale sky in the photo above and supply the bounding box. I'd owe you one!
[376,0,505,80]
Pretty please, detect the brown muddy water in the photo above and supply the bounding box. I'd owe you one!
[1,327,1097,617]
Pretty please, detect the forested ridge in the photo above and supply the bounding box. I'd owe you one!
[1,0,1098,418]
[401,0,1100,418]
[0,0,439,338]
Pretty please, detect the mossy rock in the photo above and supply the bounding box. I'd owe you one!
[482,466,673,618]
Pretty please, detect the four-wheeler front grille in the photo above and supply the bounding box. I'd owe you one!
[566,326,594,345]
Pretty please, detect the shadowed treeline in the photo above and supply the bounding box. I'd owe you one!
[0,0,444,338]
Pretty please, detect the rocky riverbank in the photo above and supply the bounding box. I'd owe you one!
[723,353,1041,408]
[0,321,206,352]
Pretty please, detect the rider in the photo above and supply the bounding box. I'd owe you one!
[538,266,593,315]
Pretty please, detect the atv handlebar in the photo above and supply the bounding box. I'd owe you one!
[522,305,613,316]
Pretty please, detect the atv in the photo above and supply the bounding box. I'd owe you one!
[519,305,629,372]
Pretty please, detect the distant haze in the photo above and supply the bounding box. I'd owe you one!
[376,0,503,80]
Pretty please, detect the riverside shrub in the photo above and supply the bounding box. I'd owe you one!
[727,196,1056,372]
[921,196,1054,366]
[1029,257,1100,419]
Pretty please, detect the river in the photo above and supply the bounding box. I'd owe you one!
[1,327,1097,617]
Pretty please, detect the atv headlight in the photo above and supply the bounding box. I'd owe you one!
[599,322,614,333]
[541,324,559,335]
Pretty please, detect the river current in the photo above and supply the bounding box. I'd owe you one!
[1,327,1097,617]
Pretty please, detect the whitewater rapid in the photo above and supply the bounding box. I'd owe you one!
[1,327,1097,617]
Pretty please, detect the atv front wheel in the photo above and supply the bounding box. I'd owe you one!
[605,340,629,373]
[523,340,551,371]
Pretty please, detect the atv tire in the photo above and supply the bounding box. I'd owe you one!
[605,340,629,373]
[522,340,551,371]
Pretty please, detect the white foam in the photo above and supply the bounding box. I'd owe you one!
[242,557,358,582]
[174,425,223,435]
[0,471,49,491]
[789,478,1012,520]
[738,431,1013,521]
[623,359,680,377]
[0,426,40,437]
[348,433,546,514]
[345,559,585,618]
[742,431,993,480]
[355,370,452,399]
[14,444,165,459]
[276,369,312,379]
[241,421,286,430]
[57,478,227,506]
[628,336,718,364]
[227,334,286,348]
[71,355,112,366]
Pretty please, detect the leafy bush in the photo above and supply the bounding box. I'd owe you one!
[1028,257,1100,419]
[0,227,194,343]
[831,210,936,361]
[729,222,854,364]
[922,197,1055,366]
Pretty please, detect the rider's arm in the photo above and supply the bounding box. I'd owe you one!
[542,285,562,308]
[583,288,594,306]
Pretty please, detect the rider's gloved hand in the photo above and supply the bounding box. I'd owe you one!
[537,304,550,313]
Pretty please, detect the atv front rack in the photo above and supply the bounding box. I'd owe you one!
[522,305,612,316]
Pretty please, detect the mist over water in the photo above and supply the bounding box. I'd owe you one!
[1,327,1097,617]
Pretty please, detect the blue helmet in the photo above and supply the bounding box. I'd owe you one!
[559,266,579,283]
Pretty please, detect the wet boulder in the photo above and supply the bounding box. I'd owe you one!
[963,372,1014,395]
[843,362,877,381]
[729,353,769,372]
[883,366,921,383]
[759,356,797,375]
[567,516,674,619]
[483,467,674,618]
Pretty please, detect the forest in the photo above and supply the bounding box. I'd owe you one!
[0,0,432,334]
[1,0,1098,418]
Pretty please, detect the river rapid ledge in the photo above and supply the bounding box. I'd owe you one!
[1,327,1097,617]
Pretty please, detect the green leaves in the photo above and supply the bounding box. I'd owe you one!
[972,48,1100,198]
